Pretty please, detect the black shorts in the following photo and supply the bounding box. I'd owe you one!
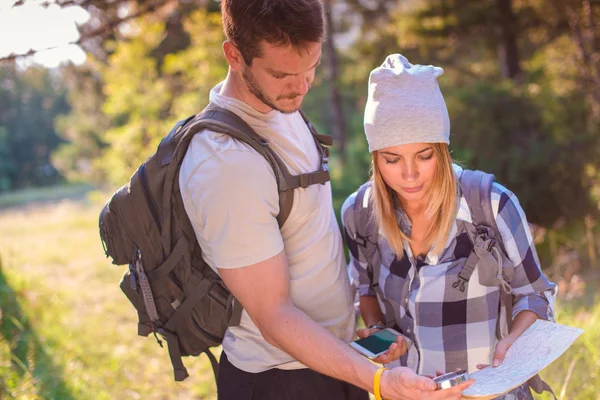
[217,351,370,400]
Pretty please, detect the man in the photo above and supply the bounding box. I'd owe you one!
[179,1,473,399]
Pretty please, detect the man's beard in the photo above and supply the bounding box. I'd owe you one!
[242,68,303,114]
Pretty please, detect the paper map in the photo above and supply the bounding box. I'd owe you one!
[461,320,583,399]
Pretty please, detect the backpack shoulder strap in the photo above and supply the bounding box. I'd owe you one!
[299,109,334,147]
[352,182,395,327]
[196,106,331,228]
[353,182,376,251]
[199,105,295,228]
[281,110,331,192]
[460,169,499,242]
[458,169,514,334]
[455,169,499,288]
[157,107,288,254]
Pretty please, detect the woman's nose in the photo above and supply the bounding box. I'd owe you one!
[402,162,419,181]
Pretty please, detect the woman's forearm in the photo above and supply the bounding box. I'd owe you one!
[508,310,539,340]
[359,295,385,327]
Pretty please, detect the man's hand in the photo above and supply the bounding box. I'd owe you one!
[356,327,408,364]
[380,367,475,400]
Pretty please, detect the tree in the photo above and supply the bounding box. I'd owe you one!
[323,0,348,164]
[52,62,110,184]
[554,0,600,122]
[93,9,227,184]
[378,0,600,226]
[46,1,226,185]
[0,64,70,190]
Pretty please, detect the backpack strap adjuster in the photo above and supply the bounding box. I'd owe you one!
[451,247,480,293]
[300,173,310,189]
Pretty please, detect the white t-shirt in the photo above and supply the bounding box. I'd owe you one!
[179,83,356,373]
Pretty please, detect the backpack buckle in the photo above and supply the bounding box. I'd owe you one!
[322,155,329,172]
[128,262,137,290]
[355,233,368,248]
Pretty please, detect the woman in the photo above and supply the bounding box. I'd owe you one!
[341,54,557,399]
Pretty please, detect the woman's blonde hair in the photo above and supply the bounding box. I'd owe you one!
[371,143,458,258]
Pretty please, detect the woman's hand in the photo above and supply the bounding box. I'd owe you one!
[356,327,408,364]
[477,311,540,370]
[476,335,516,370]
[425,370,449,379]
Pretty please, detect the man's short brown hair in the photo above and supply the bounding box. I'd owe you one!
[222,0,324,66]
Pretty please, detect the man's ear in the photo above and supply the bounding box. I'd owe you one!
[223,41,245,73]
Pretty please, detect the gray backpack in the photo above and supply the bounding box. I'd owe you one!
[99,105,331,382]
[352,169,555,399]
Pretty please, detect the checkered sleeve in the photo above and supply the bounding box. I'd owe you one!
[492,183,557,321]
[341,192,375,297]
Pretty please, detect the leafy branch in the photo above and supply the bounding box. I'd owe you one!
[1,0,168,64]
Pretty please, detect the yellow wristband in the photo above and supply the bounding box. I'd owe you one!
[374,367,387,400]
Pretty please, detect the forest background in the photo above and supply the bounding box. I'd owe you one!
[0,0,599,399]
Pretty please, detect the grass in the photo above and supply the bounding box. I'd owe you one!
[0,186,598,399]
[0,188,217,399]
[0,184,93,210]
[538,293,600,399]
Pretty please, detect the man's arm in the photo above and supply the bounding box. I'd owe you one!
[219,250,378,390]
[219,251,473,399]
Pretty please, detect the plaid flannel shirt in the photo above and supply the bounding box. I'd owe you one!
[341,172,557,383]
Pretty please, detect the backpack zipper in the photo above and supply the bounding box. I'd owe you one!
[138,164,162,233]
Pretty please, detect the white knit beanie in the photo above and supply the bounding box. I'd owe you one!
[364,54,450,152]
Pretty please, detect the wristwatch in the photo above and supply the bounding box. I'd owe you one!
[367,323,387,330]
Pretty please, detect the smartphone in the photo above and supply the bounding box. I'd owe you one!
[349,328,404,359]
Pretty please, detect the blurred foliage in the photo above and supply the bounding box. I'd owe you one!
[59,8,227,184]
[52,63,110,184]
[447,80,596,227]
[0,0,599,235]
[0,65,69,192]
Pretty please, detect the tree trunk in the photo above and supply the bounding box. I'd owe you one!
[323,0,347,164]
[561,0,600,122]
[496,0,522,81]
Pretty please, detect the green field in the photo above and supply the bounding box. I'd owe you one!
[0,188,597,399]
